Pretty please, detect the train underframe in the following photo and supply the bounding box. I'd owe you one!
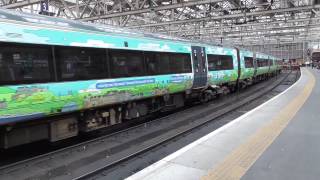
[0,92,189,148]
[0,71,281,149]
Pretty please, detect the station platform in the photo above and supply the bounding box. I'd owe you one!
[126,67,318,180]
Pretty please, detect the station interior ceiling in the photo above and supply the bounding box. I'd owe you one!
[1,0,320,60]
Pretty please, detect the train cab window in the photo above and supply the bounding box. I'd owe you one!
[244,57,254,68]
[0,44,51,84]
[110,50,145,78]
[56,47,107,81]
[170,53,192,73]
[207,54,233,71]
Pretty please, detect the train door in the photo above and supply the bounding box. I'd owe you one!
[267,57,271,73]
[236,48,241,81]
[191,46,207,88]
[253,52,257,77]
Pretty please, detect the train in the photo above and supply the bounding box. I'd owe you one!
[0,8,282,148]
[311,50,320,68]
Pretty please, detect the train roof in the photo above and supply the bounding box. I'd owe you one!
[0,8,231,48]
[0,8,241,52]
[0,8,191,43]
[0,8,279,59]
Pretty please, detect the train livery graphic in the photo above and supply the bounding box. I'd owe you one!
[0,8,282,148]
[0,75,193,124]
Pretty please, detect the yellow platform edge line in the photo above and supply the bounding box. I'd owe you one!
[201,69,316,180]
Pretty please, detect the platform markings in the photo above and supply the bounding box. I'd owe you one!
[201,69,316,180]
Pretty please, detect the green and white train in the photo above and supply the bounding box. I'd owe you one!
[0,9,282,148]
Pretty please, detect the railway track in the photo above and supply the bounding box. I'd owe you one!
[0,71,296,180]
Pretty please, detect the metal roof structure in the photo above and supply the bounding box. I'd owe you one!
[1,0,320,60]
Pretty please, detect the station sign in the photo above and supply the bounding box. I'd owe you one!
[40,0,49,13]
[39,0,55,16]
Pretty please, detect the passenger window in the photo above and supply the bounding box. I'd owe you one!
[244,57,254,68]
[207,54,233,71]
[270,59,274,66]
[170,53,192,73]
[183,54,192,73]
[56,47,107,80]
[110,50,145,78]
[145,53,156,75]
[257,59,261,67]
[0,44,51,84]
[145,52,191,75]
[156,53,171,74]
[265,59,269,66]
[257,58,267,67]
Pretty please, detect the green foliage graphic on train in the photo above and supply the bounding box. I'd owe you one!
[206,46,239,85]
[0,74,193,124]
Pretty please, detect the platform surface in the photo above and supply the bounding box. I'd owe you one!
[126,68,317,180]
